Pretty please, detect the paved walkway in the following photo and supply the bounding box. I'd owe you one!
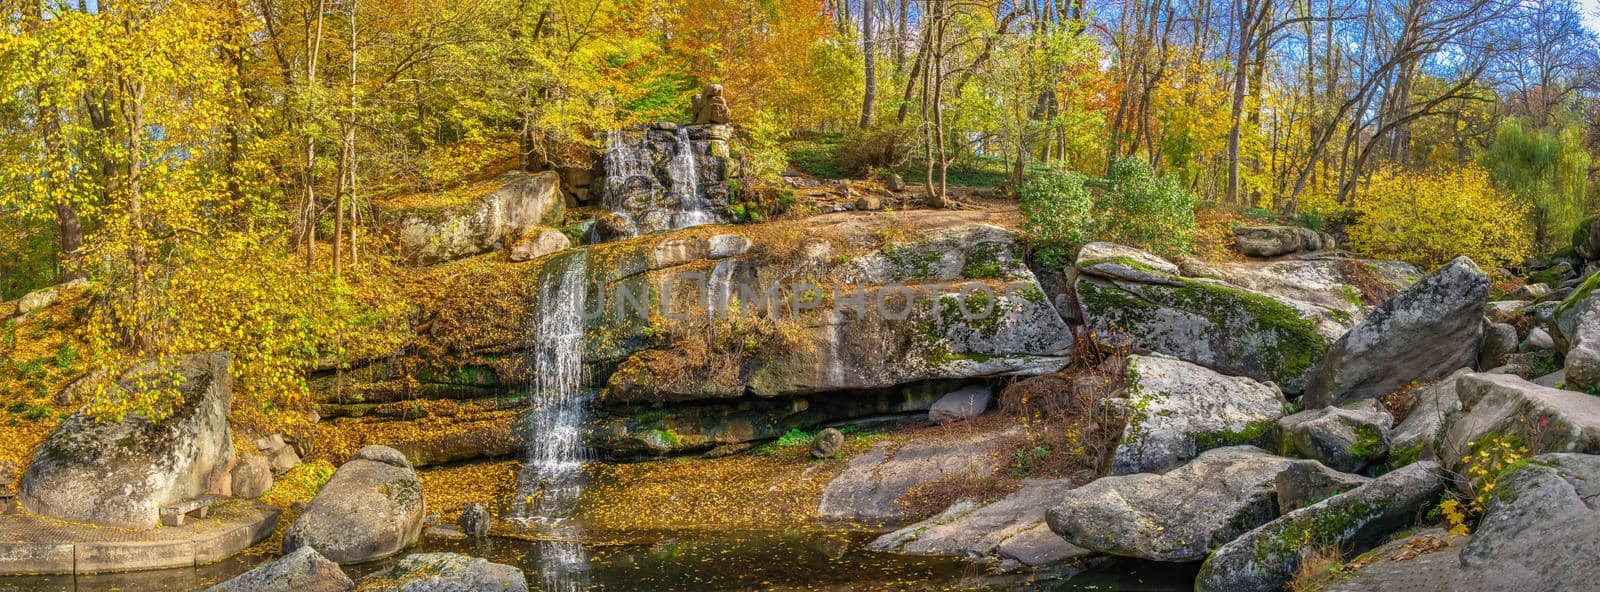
[0,499,279,575]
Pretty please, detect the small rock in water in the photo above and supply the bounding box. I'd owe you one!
[426,525,468,540]
[458,503,491,538]
[203,546,353,592]
[811,428,845,459]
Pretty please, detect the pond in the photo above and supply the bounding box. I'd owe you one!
[0,529,1198,591]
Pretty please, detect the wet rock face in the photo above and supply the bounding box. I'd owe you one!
[1302,256,1489,408]
[599,123,731,238]
[1110,355,1288,475]
[19,352,236,528]
[282,445,425,564]
[393,171,566,264]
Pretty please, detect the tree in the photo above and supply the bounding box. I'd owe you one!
[1483,118,1592,252]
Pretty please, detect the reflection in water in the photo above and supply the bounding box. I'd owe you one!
[537,539,592,592]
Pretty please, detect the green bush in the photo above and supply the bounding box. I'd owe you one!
[833,125,915,177]
[1020,169,1093,267]
[1098,157,1196,257]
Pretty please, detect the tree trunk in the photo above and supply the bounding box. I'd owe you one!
[859,0,875,128]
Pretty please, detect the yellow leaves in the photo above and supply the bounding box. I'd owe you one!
[1348,165,1533,269]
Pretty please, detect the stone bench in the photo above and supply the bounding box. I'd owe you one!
[160,494,222,527]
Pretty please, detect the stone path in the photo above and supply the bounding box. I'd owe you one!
[0,499,279,575]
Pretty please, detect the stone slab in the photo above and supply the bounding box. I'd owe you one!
[0,499,278,575]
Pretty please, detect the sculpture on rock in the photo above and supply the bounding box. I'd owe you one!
[692,84,731,125]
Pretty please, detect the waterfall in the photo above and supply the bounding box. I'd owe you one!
[513,249,591,522]
[706,257,738,319]
[667,127,714,230]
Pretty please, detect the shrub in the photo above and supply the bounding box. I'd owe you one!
[1020,169,1093,266]
[1347,166,1532,268]
[832,125,915,176]
[1098,157,1197,257]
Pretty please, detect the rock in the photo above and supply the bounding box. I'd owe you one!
[810,427,845,459]
[1233,225,1328,257]
[1179,257,1416,324]
[230,453,274,499]
[1523,327,1554,351]
[1276,406,1392,473]
[1441,373,1600,470]
[1302,257,1489,408]
[1512,283,1550,300]
[1195,461,1445,592]
[1388,369,1471,465]
[15,278,87,315]
[425,525,467,540]
[818,430,1012,521]
[507,227,571,262]
[884,173,905,192]
[690,83,731,125]
[872,479,1090,567]
[706,234,750,258]
[1483,300,1529,325]
[1575,215,1600,260]
[1316,529,1465,592]
[18,352,236,528]
[1450,453,1600,591]
[928,385,991,425]
[1532,261,1576,284]
[282,445,425,564]
[1110,355,1288,475]
[457,503,490,538]
[854,195,884,211]
[1556,273,1600,390]
[393,171,565,264]
[267,444,302,475]
[205,547,353,592]
[1478,322,1517,370]
[1273,459,1369,513]
[1075,242,1181,284]
[1046,446,1297,562]
[598,124,734,237]
[356,553,528,592]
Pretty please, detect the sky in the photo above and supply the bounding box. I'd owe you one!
[1587,0,1600,34]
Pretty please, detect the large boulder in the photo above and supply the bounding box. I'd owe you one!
[1195,461,1445,592]
[1440,373,1600,470]
[870,479,1090,568]
[282,445,426,564]
[1075,246,1338,392]
[819,430,1012,521]
[1110,355,1288,475]
[1179,257,1417,324]
[1276,406,1392,473]
[1573,214,1600,261]
[928,385,992,425]
[18,352,235,528]
[1555,272,1600,390]
[1450,453,1600,590]
[392,171,566,264]
[1074,241,1181,284]
[507,226,572,263]
[1388,369,1471,466]
[205,547,353,592]
[1273,459,1369,514]
[356,552,528,592]
[1302,257,1489,408]
[1232,225,1334,258]
[1046,446,1297,562]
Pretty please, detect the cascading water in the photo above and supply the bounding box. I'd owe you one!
[667,127,714,229]
[513,249,592,522]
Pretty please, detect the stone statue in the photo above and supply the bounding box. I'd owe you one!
[691,83,731,125]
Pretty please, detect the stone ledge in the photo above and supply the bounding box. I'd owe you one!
[0,500,278,575]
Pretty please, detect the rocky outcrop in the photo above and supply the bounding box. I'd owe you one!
[356,553,527,592]
[1276,406,1392,473]
[819,429,1012,521]
[282,445,425,564]
[1556,273,1600,390]
[599,123,731,237]
[1178,257,1416,322]
[1450,453,1600,591]
[1046,446,1297,562]
[205,547,353,592]
[1302,257,1489,408]
[1075,244,1359,392]
[392,171,566,264]
[1232,226,1335,258]
[1196,461,1445,592]
[1111,355,1288,475]
[871,479,1090,568]
[19,352,235,528]
[1441,373,1600,469]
